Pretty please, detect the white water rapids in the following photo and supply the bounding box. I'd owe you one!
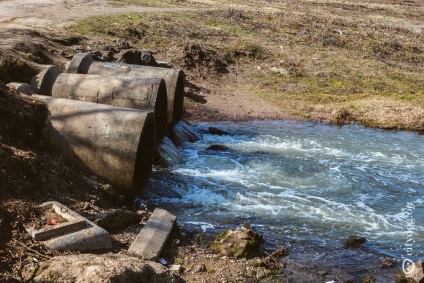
[142,120,424,273]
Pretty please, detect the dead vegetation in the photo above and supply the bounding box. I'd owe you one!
[65,0,423,132]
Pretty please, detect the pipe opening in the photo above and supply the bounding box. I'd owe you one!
[132,113,155,191]
[154,79,168,139]
[172,70,185,123]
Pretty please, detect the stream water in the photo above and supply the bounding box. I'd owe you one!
[141,120,424,280]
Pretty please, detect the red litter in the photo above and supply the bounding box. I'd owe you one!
[48,218,59,225]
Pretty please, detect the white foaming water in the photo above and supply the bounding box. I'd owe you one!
[142,120,424,262]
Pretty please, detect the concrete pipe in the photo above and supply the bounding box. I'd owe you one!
[30,65,62,96]
[34,95,155,196]
[51,73,168,139]
[67,53,185,127]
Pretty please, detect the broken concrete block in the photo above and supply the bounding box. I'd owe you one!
[128,208,176,261]
[26,201,112,252]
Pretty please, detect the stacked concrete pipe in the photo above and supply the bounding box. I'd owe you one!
[67,53,185,128]
[34,95,156,196]
[31,65,168,139]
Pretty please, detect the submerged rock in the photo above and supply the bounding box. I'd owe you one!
[344,235,366,247]
[209,226,264,258]
[208,127,229,136]
[206,144,231,151]
[34,254,181,283]
[362,276,376,283]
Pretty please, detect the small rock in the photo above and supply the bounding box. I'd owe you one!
[196,264,206,273]
[405,261,424,283]
[208,127,229,136]
[116,38,130,49]
[269,66,289,75]
[89,51,103,60]
[243,221,251,229]
[1,169,5,174]
[83,202,90,210]
[116,49,143,65]
[209,227,264,258]
[206,145,231,151]
[344,235,366,247]
[361,276,376,283]
[140,51,158,66]
[101,50,114,62]
[256,267,270,279]
[255,65,263,70]
[6,82,34,95]
[169,264,182,273]
[380,258,397,268]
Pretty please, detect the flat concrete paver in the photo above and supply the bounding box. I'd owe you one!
[128,208,176,261]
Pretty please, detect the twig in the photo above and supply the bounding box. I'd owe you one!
[13,239,52,260]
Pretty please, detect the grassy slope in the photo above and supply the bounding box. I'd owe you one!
[68,0,423,131]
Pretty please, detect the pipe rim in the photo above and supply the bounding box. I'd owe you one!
[172,70,185,124]
[132,112,155,192]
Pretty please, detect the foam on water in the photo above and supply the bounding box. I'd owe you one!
[142,120,424,261]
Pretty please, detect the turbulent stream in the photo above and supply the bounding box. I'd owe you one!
[141,120,424,278]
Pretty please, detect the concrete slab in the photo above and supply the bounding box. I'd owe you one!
[26,201,112,251]
[128,208,176,261]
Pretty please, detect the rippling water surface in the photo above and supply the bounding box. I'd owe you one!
[142,120,424,270]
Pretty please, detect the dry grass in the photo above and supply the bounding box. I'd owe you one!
[67,0,424,132]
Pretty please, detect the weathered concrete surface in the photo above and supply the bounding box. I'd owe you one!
[68,53,185,126]
[27,201,112,251]
[34,95,155,195]
[128,208,177,261]
[51,73,168,138]
[30,65,62,96]
[34,254,180,283]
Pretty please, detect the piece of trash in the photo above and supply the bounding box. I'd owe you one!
[32,257,39,263]
[48,218,59,225]
[159,258,167,265]
[326,281,335,283]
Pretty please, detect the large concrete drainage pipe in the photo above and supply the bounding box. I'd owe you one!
[34,95,155,196]
[68,53,185,127]
[51,73,168,139]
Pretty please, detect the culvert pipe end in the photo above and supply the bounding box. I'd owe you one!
[172,70,185,124]
[30,65,62,96]
[154,79,168,139]
[68,53,186,127]
[67,53,94,74]
[33,95,156,196]
[132,112,155,189]
[51,74,167,139]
